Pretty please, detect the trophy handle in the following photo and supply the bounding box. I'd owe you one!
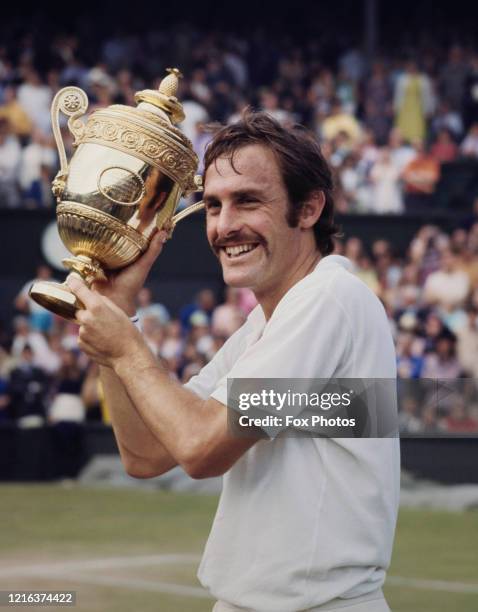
[171,200,205,226]
[51,87,89,199]
[159,173,205,234]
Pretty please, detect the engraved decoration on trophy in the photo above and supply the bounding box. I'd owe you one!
[29,68,204,321]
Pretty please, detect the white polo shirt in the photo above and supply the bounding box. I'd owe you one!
[185,255,400,612]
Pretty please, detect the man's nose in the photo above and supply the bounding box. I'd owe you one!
[215,205,242,240]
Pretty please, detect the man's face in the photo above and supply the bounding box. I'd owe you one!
[204,144,303,295]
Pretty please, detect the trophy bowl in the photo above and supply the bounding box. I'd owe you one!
[29,69,204,321]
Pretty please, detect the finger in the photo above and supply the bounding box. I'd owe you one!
[66,275,98,309]
[137,231,167,270]
[77,337,108,365]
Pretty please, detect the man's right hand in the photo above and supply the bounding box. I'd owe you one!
[86,230,168,316]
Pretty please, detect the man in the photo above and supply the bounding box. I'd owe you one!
[68,112,399,612]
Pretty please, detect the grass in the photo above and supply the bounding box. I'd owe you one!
[0,484,477,611]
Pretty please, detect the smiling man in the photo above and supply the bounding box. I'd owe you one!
[68,111,399,612]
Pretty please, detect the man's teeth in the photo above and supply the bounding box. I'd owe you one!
[224,244,257,258]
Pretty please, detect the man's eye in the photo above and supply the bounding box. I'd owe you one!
[205,202,221,214]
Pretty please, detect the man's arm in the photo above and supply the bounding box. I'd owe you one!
[75,230,181,478]
[68,277,258,479]
[99,366,178,478]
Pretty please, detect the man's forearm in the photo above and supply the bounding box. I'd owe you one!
[112,347,256,478]
[100,366,177,477]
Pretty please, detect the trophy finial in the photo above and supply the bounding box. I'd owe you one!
[134,68,185,125]
[159,68,183,98]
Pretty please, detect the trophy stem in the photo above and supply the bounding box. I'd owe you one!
[62,255,108,285]
[28,256,107,322]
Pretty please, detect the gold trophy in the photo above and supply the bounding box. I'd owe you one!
[29,68,204,321]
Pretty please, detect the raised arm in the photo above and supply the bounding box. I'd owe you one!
[80,230,177,478]
[68,276,259,479]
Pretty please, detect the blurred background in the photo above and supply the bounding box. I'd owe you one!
[0,1,478,611]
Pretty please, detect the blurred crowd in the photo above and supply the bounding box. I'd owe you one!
[1,219,478,436]
[1,27,478,211]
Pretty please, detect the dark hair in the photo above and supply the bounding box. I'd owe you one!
[203,110,339,255]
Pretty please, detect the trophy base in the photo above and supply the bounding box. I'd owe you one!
[29,281,84,322]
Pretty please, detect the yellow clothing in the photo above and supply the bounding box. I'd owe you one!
[97,379,111,424]
[395,76,425,143]
[0,102,32,137]
[322,113,362,144]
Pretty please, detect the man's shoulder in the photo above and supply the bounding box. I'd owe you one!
[297,256,380,310]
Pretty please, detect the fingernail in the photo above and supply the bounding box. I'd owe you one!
[158,231,168,243]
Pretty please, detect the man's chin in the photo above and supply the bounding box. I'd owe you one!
[221,269,255,289]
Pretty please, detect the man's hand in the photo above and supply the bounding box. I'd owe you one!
[89,230,168,316]
[67,276,154,370]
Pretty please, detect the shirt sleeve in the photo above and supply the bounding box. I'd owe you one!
[183,312,259,400]
[210,282,354,407]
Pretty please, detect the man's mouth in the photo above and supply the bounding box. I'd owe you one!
[221,243,260,259]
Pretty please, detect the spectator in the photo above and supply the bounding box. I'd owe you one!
[460,123,478,158]
[438,45,468,113]
[423,248,470,310]
[456,307,478,377]
[363,61,393,145]
[441,399,478,433]
[179,288,216,332]
[136,287,170,328]
[321,98,362,146]
[0,85,33,140]
[18,128,57,207]
[211,287,245,337]
[398,396,423,433]
[6,345,49,426]
[396,332,424,378]
[0,117,21,208]
[370,147,403,213]
[402,141,441,213]
[17,67,52,136]
[15,264,56,332]
[422,333,462,378]
[429,129,459,164]
[393,59,435,144]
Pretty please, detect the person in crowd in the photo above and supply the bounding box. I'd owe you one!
[370,147,403,213]
[422,333,463,378]
[211,287,245,338]
[5,344,49,426]
[0,85,33,141]
[456,306,478,377]
[136,287,170,327]
[321,98,362,146]
[179,288,216,332]
[15,264,56,332]
[0,117,21,208]
[393,59,435,144]
[429,128,459,164]
[17,67,52,136]
[461,123,478,158]
[423,248,470,311]
[402,141,441,213]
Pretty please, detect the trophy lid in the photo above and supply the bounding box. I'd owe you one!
[134,68,185,125]
[69,68,199,193]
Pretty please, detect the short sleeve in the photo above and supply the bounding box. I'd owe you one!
[210,283,354,407]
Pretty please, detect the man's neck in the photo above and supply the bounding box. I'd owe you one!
[255,249,322,320]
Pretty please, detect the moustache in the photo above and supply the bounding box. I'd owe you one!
[212,235,264,251]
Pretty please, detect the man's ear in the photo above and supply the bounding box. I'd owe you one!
[298,191,326,229]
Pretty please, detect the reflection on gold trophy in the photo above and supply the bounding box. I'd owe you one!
[29,68,204,321]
